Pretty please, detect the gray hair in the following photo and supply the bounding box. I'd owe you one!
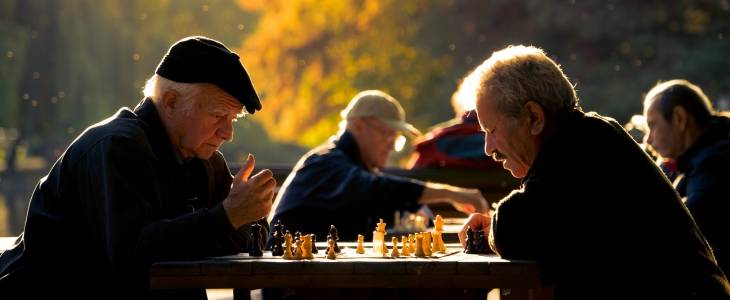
[142,74,201,116]
[465,45,579,119]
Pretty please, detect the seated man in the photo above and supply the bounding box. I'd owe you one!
[643,79,730,274]
[268,90,488,242]
[459,46,729,298]
[0,36,275,299]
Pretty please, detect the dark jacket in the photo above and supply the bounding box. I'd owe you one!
[676,115,730,274]
[268,131,424,242]
[489,110,730,299]
[0,99,264,299]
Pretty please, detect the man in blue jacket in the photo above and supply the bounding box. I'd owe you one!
[0,36,275,299]
[643,79,730,274]
[269,90,488,242]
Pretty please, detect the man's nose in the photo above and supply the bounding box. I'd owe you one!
[217,121,234,141]
[484,133,495,156]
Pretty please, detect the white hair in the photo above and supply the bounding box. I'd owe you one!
[142,74,200,115]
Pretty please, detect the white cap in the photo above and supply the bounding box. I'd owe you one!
[340,90,421,137]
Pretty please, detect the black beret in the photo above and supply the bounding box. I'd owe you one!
[155,36,261,114]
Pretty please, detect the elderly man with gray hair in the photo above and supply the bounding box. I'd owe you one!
[268,90,488,242]
[458,45,729,298]
[0,36,275,299]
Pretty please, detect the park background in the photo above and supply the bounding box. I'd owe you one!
[1,0,729,235]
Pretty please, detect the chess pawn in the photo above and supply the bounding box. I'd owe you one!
[414,234,426,257]
[327,238,337,260]
[391,237,400,258]
[400,235,410,256]
[302,234,314,259]
[294,239,304,260]
[423,232,432,256]
[310,234,318,254]
[282,233,294,260]
[356,234,365,254]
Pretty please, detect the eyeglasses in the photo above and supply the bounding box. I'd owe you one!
[363,118,406,151]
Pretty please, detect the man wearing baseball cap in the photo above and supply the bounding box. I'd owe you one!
[0,36,274,298]
[268,90,488,243]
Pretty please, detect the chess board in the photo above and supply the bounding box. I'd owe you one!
[225,243,464,260]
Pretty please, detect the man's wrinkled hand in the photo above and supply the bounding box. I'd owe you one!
[223,154,276,229]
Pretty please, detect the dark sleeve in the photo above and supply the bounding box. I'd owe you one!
[300,155,424,214]
[489,182,549,260]
[75,135,237,275]
[683,153,729,260]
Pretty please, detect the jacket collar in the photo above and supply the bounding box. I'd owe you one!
[521,109,585,184]
[334,130,366,168]
[133,98,188,166]
[676,115,730,172]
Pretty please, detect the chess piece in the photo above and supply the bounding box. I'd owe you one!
[400,235,410,256]
[423,232,432,256]
[380,238,388,256]
[302,234,314,259]
[408,234,416,253]
[464,226,477,254]
[377,218,387,233]
[414,234,426,257]
[294,239,304,260]
[391,237,400,258]
[272,221,284,256]
[434,215,444,232]
[249,223,264,257]
[283,232,294,259]
[476,229,488,254]
[327,238,337,260]
[356,234,365,254]
[433,231,445,253]
[310,234,318,254]
[329,225,341,253]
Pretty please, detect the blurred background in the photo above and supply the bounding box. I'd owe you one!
[1,0,729,236]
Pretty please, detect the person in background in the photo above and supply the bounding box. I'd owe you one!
[0,36,275,299]
[643,79,730,274]
[268,90,488,242]
[458,45,729,298]
[408,79,501,170]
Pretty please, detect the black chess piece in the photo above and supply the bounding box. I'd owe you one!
[249,223,264,257]
[464,226,476,254]
[475,229,486,254]
[329,225,340,253]
[294,231,302,243]
[271,221,284,256]
[310,234,318,254]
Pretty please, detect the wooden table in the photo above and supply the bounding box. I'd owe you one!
[150,243,542,300]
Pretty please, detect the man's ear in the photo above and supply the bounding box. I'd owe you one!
[160,90,179,117]
[525,101,545,135]
[672,106,688,131]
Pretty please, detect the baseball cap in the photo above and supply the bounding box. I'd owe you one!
[340,90,422,137]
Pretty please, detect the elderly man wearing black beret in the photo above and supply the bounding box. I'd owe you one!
[0,36,275,298]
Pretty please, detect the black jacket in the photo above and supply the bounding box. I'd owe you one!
[268,131,423,242]
[0,99,265,299]
[489,111,730,299]
[676,115,730,274]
